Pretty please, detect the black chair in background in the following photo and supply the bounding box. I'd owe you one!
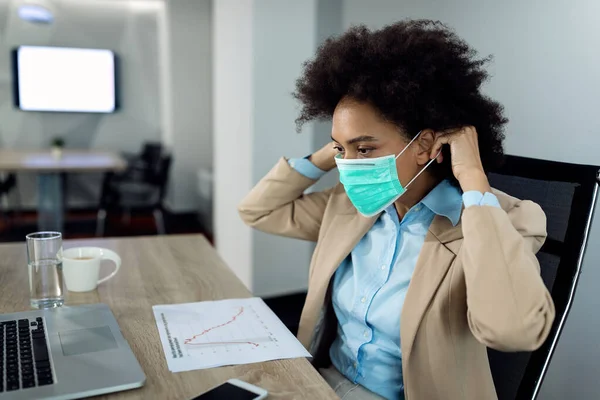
[96,143,172,236]
[123,142,163,169]
[486,155,599,399]
[0,173,21,223]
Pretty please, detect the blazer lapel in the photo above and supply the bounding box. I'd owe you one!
[298,203,377,347]
[318,213,376,283]
[400,214,463,363]
[314,191,379,286]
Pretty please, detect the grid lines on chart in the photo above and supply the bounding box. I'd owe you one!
[182,304,279,356]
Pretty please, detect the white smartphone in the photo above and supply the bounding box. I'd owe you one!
[192,379,268,400]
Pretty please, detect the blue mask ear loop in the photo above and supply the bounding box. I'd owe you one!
[394,130,443,190]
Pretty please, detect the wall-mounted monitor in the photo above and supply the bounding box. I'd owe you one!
[12,46,118,113]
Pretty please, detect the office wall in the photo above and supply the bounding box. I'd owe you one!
[0,0,163,208]
[213,0,255,288]
[214,0,321,297]
[342,0,600,398]
[163,0,212,213]
[251,0,318,297]
[311,0,342,193]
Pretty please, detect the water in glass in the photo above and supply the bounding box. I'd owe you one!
[26,231,65,309]
[28,259,65,308]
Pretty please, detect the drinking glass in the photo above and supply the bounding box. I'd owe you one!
[26,232,65,309]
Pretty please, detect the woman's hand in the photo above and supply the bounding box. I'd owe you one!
[430,126,491,193]
[309,142,339,172]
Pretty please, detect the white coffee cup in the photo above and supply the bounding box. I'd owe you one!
[62,247,121,292]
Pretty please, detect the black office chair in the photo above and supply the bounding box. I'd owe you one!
[123,142,163,169]
[486,155,600,400]
[0,173,21,222]
[96,146,172,237]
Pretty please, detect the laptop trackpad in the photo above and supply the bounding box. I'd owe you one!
[59,326,118,356]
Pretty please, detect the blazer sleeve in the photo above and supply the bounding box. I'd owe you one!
[461,200,556,352]
[238,157,334,242]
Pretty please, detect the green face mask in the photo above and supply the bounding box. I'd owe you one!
[335,131,439,217]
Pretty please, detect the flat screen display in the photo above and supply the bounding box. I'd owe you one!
[13,46,117,113]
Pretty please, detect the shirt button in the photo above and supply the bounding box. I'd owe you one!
[364,330,369,338]
[353,362,358,368]
[361,297,366,303]
[414,205,422,211]
[380,265,386,270]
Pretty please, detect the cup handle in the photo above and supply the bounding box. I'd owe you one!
[97,249,122,285]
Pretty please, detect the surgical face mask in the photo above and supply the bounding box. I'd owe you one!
[334,131,439,217]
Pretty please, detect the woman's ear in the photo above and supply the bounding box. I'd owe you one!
[415,129,436,166]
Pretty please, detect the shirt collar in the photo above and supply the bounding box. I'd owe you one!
[420,179,462,226]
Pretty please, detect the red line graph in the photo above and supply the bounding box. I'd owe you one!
[184,307,245,345]
[186,340,259,347]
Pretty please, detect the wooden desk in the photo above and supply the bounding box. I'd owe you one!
[0,149,126,232]
[0,235,337,400]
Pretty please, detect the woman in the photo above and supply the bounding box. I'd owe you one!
[239,20,554,400]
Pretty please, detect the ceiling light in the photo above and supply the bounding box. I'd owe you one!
[18,4,54,24]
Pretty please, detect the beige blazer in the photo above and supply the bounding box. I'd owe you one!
[239,158,555,399]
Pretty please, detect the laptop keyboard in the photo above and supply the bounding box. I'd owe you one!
[1,317,54,392]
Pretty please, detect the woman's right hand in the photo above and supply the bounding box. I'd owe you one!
[309,142,339,172]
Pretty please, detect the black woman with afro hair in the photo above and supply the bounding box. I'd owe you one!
[239,20,554,400]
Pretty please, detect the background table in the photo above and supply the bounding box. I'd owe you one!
[0,234,337,399]
[0,149,126,232]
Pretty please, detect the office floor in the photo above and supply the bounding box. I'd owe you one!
[0,209,209,243]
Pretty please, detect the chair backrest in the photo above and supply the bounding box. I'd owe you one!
[138,142,164,177]
[0,173,17,195]
[99,146,172,207]
[155,153,172,201]
[132,151,172,203]
[486,155,599,400]
[140,142,163,164]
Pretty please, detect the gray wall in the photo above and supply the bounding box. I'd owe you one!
[214,0,321,296]
[0,0,163,208]
[164,0,212,213]
[251,0,318,297]
[213,0,254,288]
[311,0,342,193]
[342,0,600,398]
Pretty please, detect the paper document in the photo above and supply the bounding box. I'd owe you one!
[153,297,311,372]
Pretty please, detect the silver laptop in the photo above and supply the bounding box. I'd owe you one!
[0,303,145,399]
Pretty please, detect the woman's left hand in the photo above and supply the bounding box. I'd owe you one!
[430,126,492,193]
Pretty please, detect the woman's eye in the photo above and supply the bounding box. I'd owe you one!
[333,146,344,153]
[357,148,372,155]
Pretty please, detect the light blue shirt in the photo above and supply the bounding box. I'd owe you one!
[289,157,500,399]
